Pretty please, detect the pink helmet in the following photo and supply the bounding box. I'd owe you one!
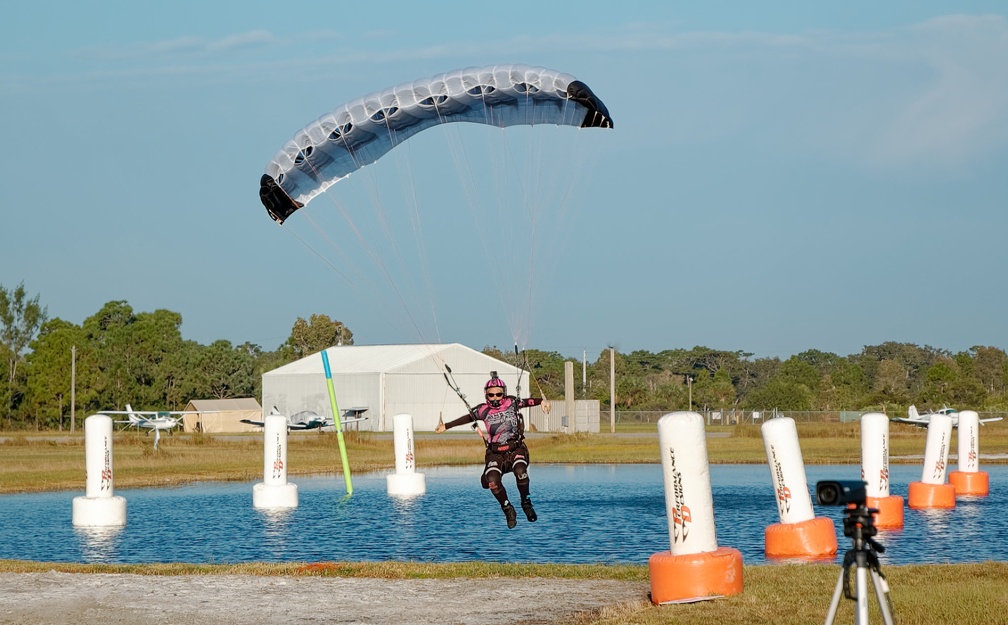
[484,375,507,393]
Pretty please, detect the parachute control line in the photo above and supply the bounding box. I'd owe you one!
[259,64,613,225]
[908,413,956,509]
[649,412,743,604]
[72,414,127,527]
[861,412,904,529]
[948,410,990,497]
[253,413,299,509]
[761,417,837,559]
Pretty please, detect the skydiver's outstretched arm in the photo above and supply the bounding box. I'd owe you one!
[435,406,482,433]
[520,397,551,413]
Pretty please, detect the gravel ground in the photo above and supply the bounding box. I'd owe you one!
[0,572,649,625]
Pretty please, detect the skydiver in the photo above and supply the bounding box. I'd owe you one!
[436,373,551,528]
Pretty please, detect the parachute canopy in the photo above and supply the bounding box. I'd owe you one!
[259,64,613,224]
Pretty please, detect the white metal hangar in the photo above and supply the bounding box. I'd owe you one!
[261,343,523,432]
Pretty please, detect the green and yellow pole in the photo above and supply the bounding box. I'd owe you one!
[322,350,353,495]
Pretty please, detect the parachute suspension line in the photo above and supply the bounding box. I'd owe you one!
[392,133,442,343]
[443,364,488,446]
[431,97,524,343]
[294,132,434,346]
[277,218,355,285]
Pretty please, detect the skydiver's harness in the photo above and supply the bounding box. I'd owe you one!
[442,363,528,451]
[474,400,527,453]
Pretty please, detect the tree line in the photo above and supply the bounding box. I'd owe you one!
[3,282,1007,430]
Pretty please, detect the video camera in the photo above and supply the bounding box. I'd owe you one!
[815,480,867,506]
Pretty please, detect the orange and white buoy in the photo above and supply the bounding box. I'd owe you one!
[649,412,743,604]
[860,413,903,528]
[948,410,989,497]
[761,417,837,559]
[907,413,955,509]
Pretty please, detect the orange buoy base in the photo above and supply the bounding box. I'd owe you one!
[948,470,989,497]
[765,516,837,559]
[648,547,743,604]
[907,481,956,509]
[865,495,904,529]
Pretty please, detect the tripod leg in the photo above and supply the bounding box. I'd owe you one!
[870,568,895,625]
[824,568,845,625]
[855,566,870,625]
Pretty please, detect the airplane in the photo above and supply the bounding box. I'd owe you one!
[241,406,368,431]
[103,404,208,449]
[890,405,1003,428]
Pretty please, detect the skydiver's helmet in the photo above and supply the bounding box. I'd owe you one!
[485,375,507,407]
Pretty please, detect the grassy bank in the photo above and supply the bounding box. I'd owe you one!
[1,559,1005,624]
[3,421,1006,494]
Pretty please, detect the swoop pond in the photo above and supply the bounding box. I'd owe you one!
[2,464,1006,566]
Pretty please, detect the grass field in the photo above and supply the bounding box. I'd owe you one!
[2,420,1007,624]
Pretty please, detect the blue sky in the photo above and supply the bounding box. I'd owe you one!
[3,1,1007,361]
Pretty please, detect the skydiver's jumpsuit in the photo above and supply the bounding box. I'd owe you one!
[442,395,546,507]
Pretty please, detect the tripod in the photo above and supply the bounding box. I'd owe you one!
[824,504,895,625]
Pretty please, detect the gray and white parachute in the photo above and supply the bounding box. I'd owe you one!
[259,64,613,224]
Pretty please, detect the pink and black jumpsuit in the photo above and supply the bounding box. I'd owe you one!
[442,395,546,507]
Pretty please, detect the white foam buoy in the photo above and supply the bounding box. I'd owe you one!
[908,412,955,509]
[648,412,742,604]
[387,413,426,497]
[761,417,836,558]
[72,414,127,527]
[253,414,298,509]
[860,412,903,528]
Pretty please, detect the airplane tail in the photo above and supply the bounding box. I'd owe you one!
[908,405,919,420]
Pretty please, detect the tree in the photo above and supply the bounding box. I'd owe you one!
[280,314,354,360]
[0,282,48,427]
[192,340,257,399]
[23,319,82,429]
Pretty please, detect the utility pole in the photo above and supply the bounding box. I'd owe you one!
[582,350,586,398]
[609,347,615,433]
[70,346,76,433]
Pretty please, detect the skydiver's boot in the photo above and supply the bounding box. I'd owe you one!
[502,501,517,529]
[521,497,537,522]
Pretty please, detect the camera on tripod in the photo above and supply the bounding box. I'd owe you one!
[816,480,867,506]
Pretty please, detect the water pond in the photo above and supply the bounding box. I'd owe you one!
[1,464,1005,566]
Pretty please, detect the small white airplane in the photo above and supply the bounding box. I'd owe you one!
[103,404,207,449]
[891,405,1003,428]
[241,406,368,431]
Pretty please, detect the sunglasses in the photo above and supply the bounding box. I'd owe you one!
[486,392,504,398]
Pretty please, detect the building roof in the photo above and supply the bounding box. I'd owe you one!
[184,398,262,411]
[264,343,510,377]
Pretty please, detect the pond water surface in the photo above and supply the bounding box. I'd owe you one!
[1,464,1005,566]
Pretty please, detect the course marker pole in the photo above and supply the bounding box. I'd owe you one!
[322,350,353,496]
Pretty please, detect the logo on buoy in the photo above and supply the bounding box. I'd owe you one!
[668,447,691,543]
[878,437,890,492]
[101,436,113,491]
[770,445,791,515]
[932,433,947,480]
[273,433,284,479]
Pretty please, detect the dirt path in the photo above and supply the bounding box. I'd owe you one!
[0,572,648,625]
